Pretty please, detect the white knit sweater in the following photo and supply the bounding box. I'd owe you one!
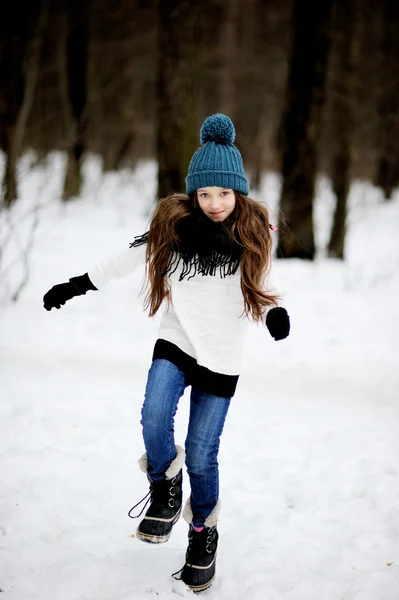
[88,242,272,396]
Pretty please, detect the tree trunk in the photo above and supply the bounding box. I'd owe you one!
[328,0,362,259]
[277,0,333,259]
[2,1,48,208]
[3,126,18,206]
[156,0,201,200]
[218,0,238,117]
[62,0,89,200]
[102,134,134,172]
[56,8,76,147]
[375,0,399,200]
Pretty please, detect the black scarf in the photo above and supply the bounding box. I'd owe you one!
[130,212,243,281]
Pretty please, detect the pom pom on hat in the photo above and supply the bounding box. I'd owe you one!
[200,114,235,145]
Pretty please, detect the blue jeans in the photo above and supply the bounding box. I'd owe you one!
[140,359,231,527]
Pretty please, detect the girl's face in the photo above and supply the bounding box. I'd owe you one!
[196,187,236,222]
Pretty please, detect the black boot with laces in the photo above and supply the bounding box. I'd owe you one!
[177,524,219,592]
[136,471,182,543]
[128,446,184,544]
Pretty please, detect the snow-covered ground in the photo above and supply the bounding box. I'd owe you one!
[1,155,398,599]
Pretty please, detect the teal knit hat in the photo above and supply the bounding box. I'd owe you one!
[186,114,249,196]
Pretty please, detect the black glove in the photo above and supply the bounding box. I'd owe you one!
[43,273,97,311]
[266,307,290,341]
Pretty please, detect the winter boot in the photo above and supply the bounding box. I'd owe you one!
[129,446,184,544]
[173,498,220,592]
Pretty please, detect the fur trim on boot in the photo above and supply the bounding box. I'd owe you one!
[182,497,221,528]
[132,446,185,544]
[138,445,185,479]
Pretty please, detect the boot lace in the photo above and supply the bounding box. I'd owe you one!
[128,477,177,519]
[188,526,216,555]
[172,527,216,580]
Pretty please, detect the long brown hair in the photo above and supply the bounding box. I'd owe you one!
[144,191,279,320]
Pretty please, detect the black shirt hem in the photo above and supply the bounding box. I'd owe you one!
[152,339,239,398]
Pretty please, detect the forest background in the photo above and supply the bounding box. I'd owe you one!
[1,0,398,267]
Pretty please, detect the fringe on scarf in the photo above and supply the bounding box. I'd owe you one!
[164,250,241,281]
[129,231,149,248]
[129,220,242,281]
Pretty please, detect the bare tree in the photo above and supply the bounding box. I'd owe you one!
[0,156,51,306]
[56,7,76,165]
[249,0,292,188]
[1,1,48,208]
[327,0,362,258]
[374,0,399,200]
[217,0,239,117]
[62,0,89,200]
[277,0,333,259]
[156,0,202,199]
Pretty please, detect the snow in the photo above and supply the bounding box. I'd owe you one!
[1,155,398,599]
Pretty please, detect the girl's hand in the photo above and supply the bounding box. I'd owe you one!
[43,282,79,311]
[43,273,97,311]
[266,307,290,341]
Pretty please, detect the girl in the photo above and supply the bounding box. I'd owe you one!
[43,114,290,593]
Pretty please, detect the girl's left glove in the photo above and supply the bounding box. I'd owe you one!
[266,307,290,341]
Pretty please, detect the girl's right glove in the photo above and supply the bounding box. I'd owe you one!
[43,273,97,311]
[266,307,290,341]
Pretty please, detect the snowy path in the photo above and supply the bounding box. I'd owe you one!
[1,169,398,599]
